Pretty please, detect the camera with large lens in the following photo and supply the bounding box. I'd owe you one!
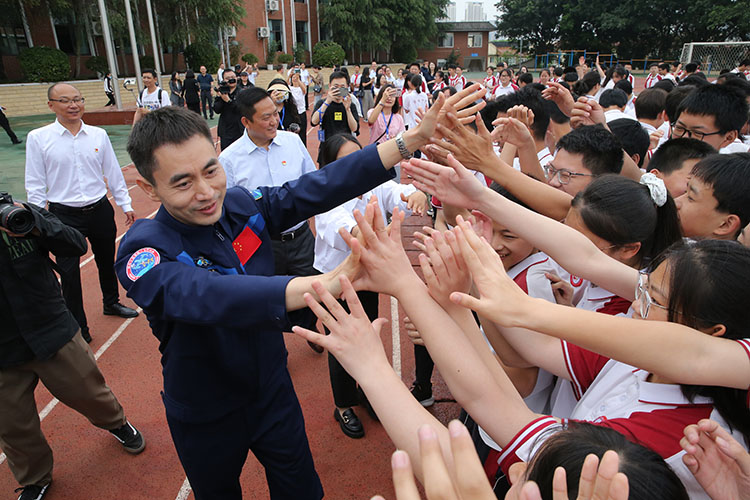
[0,192,35,235]
[218,81,231,94]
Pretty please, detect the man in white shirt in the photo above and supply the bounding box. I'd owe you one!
[636,88,670,157]
[25,83,138,343]
[134,69,171,123]
[219,87,320,346]
[600,89,637,123]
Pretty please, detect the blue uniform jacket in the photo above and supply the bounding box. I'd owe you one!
[115,144,393,423]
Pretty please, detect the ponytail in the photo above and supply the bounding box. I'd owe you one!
[571,175,681,267]
[573,71,600,97]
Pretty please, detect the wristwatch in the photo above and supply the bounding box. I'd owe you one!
[395,132,412,160]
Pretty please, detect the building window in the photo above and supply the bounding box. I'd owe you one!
[270,19,283,51]
[295,21,308,50]
[53,14,91,55]
[0,25,28,56]
[295,0,306,3]
[467,32,483,48]
[437,32,454,48]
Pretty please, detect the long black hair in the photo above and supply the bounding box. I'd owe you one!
[267,78,300,129]
[571,174,682,267]
[374,84,401,114]
[319,134,362,168]
[572,71,601,97]
[648,240,750,444]
[526,422,688,500]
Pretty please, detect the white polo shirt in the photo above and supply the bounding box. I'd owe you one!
[25,119,132,212]
[313,181,415,273]
[219,130,316,232]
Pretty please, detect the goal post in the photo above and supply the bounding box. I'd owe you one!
[680,41,750,75]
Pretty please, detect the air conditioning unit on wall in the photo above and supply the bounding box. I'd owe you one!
[267,0,280,12]
[257,27,270,39]
[226,26,237,37]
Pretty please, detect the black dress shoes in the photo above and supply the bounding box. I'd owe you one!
[80,329,92,343]
[334,408,364,439]
[103,302,139,318]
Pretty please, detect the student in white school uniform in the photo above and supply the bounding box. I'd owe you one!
[645,64,663,88]
[402,74,429,133]
[312,134,426,439]
[660,62,677,82]
[601,89,637,123]
[397,158,750,499]
[492,68,518,98]
[614,79,637,118]
[623,63,636,87]
[452,66,468,91]
[483,66,498,97]
[636,87,670,158]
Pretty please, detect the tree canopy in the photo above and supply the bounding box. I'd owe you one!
[496,0,750,58]
[321,0,449,62]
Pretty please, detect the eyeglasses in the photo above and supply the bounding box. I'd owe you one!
[543,164,595,185]
[671,123,724,141]
[49,97,85,104]
[635,272,669,319]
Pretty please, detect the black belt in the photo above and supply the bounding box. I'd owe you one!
[48,196,108,215]
[271,222,309,242]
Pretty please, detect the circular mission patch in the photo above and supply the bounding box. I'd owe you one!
[126,247,160,281]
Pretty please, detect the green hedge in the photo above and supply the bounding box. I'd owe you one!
[19,46,70,82]
[242,53,259,65]
[85,56,109,76]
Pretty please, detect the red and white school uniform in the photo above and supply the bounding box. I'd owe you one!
[644,73,662,88]
[663,72,677,83]
[483,75,498,98]
[626,73,635,87]
[675,70,686,81]
[492,82,519,99]
[624,95,637,119]
[431,80,447,92]
[496,342,748,499]
[449,74,467,91]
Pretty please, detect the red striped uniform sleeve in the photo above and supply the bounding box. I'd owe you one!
[497,416,562,475]
[561,340,610,400]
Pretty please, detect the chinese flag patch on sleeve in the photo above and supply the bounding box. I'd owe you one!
[233,226,261,265]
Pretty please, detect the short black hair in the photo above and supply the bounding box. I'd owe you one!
[236,86,272,121]
[515,87,550,141]
[614,79,632,96]
[142,68,157,78]
[599,89,628,109]
[608,118,650,167]
[685,62,698,73]
[329,70,348,84]
[545,100,570,125]
[679,74,709,88]
[319,134,362,167]
[691,153,750,235]
[677,84,749,134]
[635,88,667,120]
[518,72,533,85]
[652,79,675,93]
[554,67,564,77]
[648,138,717,175]
[556,125,624,175]
[721,76,750,99]
[563,72,578,83]
[658,63,670,72]
[127,107,213,185]
[665,85,695,124]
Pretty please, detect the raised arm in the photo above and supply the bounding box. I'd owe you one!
[447,217,750,391]
[403,155,638,300]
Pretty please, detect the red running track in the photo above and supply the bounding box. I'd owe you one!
[0,108,460,499]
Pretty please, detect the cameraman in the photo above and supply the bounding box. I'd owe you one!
[0,200,144,500]
[311,71,359,165]
[213,68,244,151]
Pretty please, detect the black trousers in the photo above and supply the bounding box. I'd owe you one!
[326,290,379,407]
[165,372,323,500]
[104,92,116,106]
[187,101,201,114]
[414,344,435,387]
[48,197,119,333]
[200,91,213,118]
[0,109,19,143]
[271,224,317,332]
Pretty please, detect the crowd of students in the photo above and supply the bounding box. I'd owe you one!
[295,56,750,500]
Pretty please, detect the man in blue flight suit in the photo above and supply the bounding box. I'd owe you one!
[112,84,469,499]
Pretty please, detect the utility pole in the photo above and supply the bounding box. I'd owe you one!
[96,0,123,109]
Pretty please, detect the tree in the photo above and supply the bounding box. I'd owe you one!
[496,0,562,54]
[184,41,221,73]
[321,0,448,62]
[242,53,259,65]
[312,41,345,67]
[19,46,71,82]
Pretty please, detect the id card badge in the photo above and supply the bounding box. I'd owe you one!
[318,129,325,142]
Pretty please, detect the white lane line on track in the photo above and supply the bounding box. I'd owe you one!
[0,308,142,466]
[390,296,401,377]
[79,208,159,268]
[175,477,192,500]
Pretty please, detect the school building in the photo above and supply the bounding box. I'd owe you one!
[416,21,496,71]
